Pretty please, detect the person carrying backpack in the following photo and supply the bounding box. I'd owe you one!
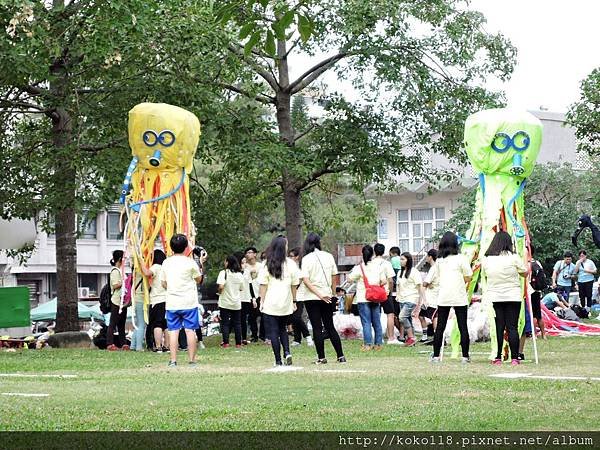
[528,245,547,339]
[106,250,130,351]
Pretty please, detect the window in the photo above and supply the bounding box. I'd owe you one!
[107,212,123,240]
[377,218,388,240]
[80,216,97,239]
[398,207,446,253]
[78,273,99,297]
[397,209,409,253]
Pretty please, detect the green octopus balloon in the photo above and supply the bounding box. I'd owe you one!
[450,109,543,359]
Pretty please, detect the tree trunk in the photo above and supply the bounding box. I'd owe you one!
[275,39,304,248]
[51,0,79,332]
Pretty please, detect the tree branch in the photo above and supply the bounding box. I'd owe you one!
[289,52,350,94]
[293,123,316,144]
[228,44,280,91]
[219,83,276,104]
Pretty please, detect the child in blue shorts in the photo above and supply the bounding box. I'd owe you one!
[161,234,205,367]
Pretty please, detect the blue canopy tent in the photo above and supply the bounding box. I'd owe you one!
[30,298,105,322]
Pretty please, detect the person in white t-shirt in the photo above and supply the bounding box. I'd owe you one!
[396,252,426,347]
[161,234,204,367]
[420,248,439,343]
[217,255,245,348]
[297,232,346,364]
[481,231,527,366]
[430,232,473,363]
[347,245,387,351]
[258,236,301,367]
[372,243,397,345]
[141,249,168,352]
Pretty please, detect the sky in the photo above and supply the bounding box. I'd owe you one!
[470,0,600,112]
[290,0,600,115]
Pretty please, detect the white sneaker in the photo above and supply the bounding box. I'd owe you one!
[306,336,314,347]
[420,335,428,342]
[291,341,301,347]
[199,341,206,349]
[387,339,401,345]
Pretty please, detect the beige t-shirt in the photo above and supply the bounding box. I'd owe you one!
[347,260,387,304]
[258,258,300,316]
[242,262,262,302]
[396,268,422,304]
[160,255,201,310]
[149,264,166,305]
[217,269,244,310]
[373,256,395,294]
[424,262,440,308]
[435,254,473,307]
[110,268,122,306]
[482,252,527,303]
[297,250,338,301]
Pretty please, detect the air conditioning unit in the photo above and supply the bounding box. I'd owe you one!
[78,287,90,299]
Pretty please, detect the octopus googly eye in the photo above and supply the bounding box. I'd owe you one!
[158,130,176,147]
[491,132,511,153]
[142,130,158,147]
[512,131,530,151]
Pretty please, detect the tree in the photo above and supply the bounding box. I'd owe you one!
[442,163,600,272]
[567,68,600,157]
[213,0,516,248]
[0,1,225,330]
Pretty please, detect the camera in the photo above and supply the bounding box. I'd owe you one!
[562,273,571,280]
[193,246,207,258]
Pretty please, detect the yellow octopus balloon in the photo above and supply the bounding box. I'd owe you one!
[119,103,200,315]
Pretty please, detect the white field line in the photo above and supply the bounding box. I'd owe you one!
[490,373,600,381]
[264,366,304,373]
[0,373,77,379]
[314,369,367,373]
[2,393,49,397]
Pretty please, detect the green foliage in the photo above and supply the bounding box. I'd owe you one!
[567,67,600,156]
[441,163,600,272]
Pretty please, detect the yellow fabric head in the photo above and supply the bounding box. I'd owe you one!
[128,103,200,173]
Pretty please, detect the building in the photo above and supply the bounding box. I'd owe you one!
[0,207,124,307]
[372,110,589,256]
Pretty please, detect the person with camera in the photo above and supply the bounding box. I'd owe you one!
[243,246,264,343]
[551,251,576,302]
[574,250,597,311]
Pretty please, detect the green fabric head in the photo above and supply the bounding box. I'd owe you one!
[464,109,543,178]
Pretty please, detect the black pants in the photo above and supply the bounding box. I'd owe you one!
[493,301,521,360]
[305,300,344,360]
[241,302,251,340]
[220,307,242,345]
[291,302,310,343]
[433,305,469,358]
[107,303,128,347]
[263,313,290,363]
[249,299,262,340]
[578,281,594,308]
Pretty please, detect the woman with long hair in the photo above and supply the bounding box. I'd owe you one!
[106,250,129,351]
[482,231,527,366]
[297,232,346,364]
[430,232,473,363]
[140,249,168,352]
[396,252,426,347]
[258,236,301,366]
[217,254,245,348]
[347,245,387,351]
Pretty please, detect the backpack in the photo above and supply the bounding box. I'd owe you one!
[571,304,589,319]
[530,260,547,291]
[557,308,579,322]
[122,273,134,308]
[99,283,112,314]
[99,267,119,314]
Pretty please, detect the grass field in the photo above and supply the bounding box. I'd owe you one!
[0,335,599,431]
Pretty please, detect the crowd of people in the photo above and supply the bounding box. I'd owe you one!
[103,229,598,368]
